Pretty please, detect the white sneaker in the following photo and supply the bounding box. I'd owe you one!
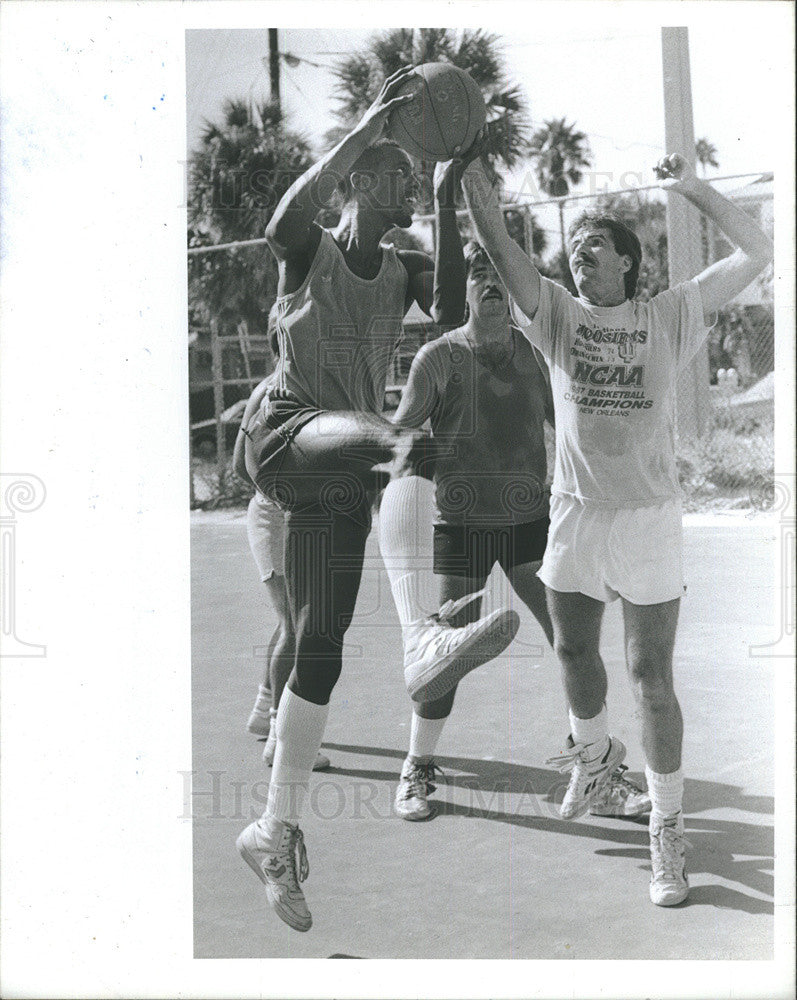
[546,735,626,820]
[236,818,312,932]
[262,730,330,771]
[394,757,442,821]
[589,765,652,818]
[649,812,689,906]
[246,684,272,736]
[404,593,520,702]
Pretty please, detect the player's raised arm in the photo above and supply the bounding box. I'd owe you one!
[400,160,467,325]
[461,156,542,321]
[264,66,417,261]
[655,153,774,322]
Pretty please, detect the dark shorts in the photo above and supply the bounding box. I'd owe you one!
[243,390,322,505]
[243,390,372,524]
[433,516,550,578]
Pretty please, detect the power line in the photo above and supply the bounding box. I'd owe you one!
[186,171,769,255]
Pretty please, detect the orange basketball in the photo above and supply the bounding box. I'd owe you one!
[388,62,486,162]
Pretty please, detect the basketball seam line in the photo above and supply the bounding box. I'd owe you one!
[455,71,473,156]
[423,73,450,158]
[391,109,425,158]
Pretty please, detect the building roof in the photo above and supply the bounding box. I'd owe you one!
[728,173,773,200]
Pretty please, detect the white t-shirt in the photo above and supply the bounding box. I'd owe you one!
[510,276,713,507]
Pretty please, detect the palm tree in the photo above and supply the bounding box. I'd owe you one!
[695,137,719,176]
[188,98,313,337]
[328,29,532,213]
[529,118,592,254]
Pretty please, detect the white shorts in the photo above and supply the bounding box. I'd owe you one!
[538,494,685,605]
[246,492,286,582]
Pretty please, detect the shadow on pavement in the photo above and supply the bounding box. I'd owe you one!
[322,741,775,915]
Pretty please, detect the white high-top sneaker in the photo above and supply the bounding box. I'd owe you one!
[403,593,519,702]
[236,818,312,931]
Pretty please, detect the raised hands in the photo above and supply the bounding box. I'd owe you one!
[654,153,699,193]
[354,66,418,146]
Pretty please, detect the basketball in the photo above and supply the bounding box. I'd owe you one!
[388,62,486,162]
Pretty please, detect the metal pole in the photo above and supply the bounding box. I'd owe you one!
[269,29,281,110]
[210,317,227,488]
[661,26,711,438]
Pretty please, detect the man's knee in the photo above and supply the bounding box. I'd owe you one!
[554,635,600,670]
[626,646,675,707]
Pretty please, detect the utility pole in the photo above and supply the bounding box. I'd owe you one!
[661,26,711,438]
[268,28,281,111]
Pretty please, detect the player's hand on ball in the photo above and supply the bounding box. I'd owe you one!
[458,126,491,180]
[355,65,417,145]
[654,153,698,191]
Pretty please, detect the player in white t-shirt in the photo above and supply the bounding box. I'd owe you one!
[462,150,773,906]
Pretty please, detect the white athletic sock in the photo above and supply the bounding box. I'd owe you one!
[261,688,329,837]
[645,766,684,820]
[408,711,447,762]
[379,475,436,631]
[569,705,610,761]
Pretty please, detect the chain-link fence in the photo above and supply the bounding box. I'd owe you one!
[188,173,774,512]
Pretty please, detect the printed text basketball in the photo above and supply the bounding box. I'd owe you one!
[388,62,486,162]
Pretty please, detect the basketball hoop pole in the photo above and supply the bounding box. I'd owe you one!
[661,26,711,438]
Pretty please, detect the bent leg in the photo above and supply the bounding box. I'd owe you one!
[413,572,488,721]
[622,598,682,774]
[277,410,440,511]
[284,506,370,706]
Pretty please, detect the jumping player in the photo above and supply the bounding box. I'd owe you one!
[391,241,651,822]
[462,150,773,905]
[233,356,331,771]
[235,68,518,932]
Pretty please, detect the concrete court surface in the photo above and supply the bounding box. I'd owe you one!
[191,510,777,961]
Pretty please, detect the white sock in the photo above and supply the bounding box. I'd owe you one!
[408,712,447,761]
[379,475,436,631]
[569,705,609,760]
[261,688,329,837]
[645,766,684,819]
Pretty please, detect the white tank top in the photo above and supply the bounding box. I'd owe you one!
[272,229,408,413]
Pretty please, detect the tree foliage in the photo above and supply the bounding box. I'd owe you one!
[529,118,592,198]
[188,99,313,334]
[529,117,593,252]
[695,137,720,175]
[328,29,532,211]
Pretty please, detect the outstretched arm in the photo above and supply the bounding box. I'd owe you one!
[392,345,442,429]
[400,159,467,325]
[461,157,542,320]
[264,67,416,261]
[656,154,773,322]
